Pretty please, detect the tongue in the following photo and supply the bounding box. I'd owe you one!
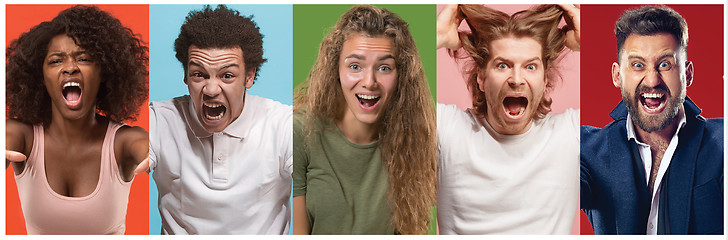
[65,88,81,102]
[504,97,526,115]
[360,98,378,107]
[644,97,662,108]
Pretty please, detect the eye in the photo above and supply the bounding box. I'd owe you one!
[49,59,62,65]
[526,64,536,70]
[658,61,672,70]
[631,62,644,68]
[349,64,361,71]
[497,63,508,69]
[190,72,204,78]
[223,73,234,79]
[378,65,392,72]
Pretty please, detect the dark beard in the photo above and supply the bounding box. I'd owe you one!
[622,84,684,133]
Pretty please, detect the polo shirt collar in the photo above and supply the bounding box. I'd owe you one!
[187,92,257,139]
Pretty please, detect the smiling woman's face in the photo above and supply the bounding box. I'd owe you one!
[43,34,102,121]
[338,33,398,126]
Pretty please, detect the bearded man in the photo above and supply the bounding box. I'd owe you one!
[580,5,724,235]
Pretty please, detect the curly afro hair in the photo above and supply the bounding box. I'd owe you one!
[174,4,267,83]
[6,5,149,125]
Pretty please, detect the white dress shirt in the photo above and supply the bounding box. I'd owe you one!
[149,94,292,234]
[625,111,686,235]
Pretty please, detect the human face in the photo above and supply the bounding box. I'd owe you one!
[338,34,398,126]
[479,36,546,135]
[43,34,102,121]
[612,33,692,133]
[186,46,254,133]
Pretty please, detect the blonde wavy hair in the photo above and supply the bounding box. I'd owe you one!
[452,4,568,120]
[294,5,436,235]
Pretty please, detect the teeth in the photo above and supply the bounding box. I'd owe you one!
[641,93,663,98]
[356,94,379,100]
[204,102,222,108]
[205,111,224,120]
[63,82,80,89]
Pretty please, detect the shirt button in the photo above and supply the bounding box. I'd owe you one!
[217,155,223,161]
[649,223,654,229]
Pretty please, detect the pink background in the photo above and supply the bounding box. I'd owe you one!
[436,4,580,113]
[435,5,580,235]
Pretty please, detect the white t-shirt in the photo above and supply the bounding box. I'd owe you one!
[436,103,579,234]
[149,94,292,234]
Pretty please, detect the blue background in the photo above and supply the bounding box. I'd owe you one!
[148,4,292,234]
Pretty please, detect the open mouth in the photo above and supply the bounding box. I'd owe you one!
[503,97,528,119]
[62,81,82,107]
[203,102,226,120]
[639,92,666,113]
[356,94,380,108]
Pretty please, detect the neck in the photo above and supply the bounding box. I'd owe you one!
[482,115,533,136]
[633,107,683,149]
[336,110,379,145]
[47,109,104,142]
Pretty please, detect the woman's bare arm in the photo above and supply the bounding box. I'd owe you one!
[292,195,310,235]
[115,126,149,181]
[6,119,32,173]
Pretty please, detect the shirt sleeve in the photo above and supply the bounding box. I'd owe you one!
[281,107,293,177]
[292,112,308,197]
[148,102,158,171]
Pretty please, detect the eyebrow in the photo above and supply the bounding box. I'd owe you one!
[626,55,646,62]
[220,63,240,70]
[47,50,88,58]
[188,61,240,70]
[491,56,541,63]
[188,61,203,68]
[343,54,395,61]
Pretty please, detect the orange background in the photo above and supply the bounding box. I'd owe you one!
[5,4,149,235]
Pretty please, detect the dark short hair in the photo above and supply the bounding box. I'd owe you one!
[6,5,149,125]
[615,5,688,60]
[174,5,267,82]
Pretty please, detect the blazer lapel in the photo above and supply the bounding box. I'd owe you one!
[665,101,704,234]
[607,102,650,234]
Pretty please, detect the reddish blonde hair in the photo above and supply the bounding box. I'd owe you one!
[452,4,568,120]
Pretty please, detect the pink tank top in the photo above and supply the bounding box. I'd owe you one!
[14,122,132,234]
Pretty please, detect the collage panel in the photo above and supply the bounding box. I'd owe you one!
[147,4,293,234]
[579,4,724,235]
[291,4,437,235]
[5,4,150,235]
[435,4,580,234]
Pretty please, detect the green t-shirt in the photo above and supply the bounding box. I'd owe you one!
[293,112,394,234]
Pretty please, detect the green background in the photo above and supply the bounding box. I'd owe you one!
[292,4,436,102]
[292,4,437,235]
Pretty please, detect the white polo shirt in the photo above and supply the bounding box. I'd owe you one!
[149,94,292,234]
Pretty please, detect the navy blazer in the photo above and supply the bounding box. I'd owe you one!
[581,97,724,235]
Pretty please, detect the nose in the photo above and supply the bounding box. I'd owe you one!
[507,69,526,87]
[202,78,222,97]
[62,59,80,75]
[642,67,664,87]
[361,69,377,89]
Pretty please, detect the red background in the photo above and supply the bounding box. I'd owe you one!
[579,5,724,234]
[5,4,149,235]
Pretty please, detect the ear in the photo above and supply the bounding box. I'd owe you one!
[684,61,693,87]
[611,62,621,88]
[477,73,485,92]
[244,68,256,89]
